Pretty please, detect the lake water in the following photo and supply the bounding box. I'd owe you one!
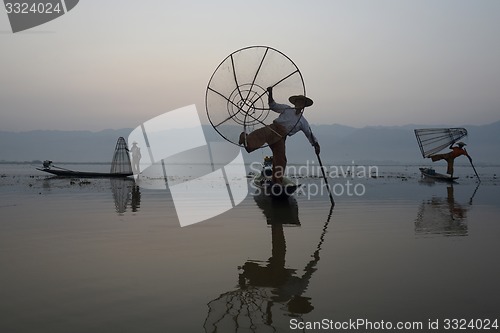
[1,163,499,332]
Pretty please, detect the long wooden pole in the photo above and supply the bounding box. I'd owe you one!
[316,152,335,206]
[467,156,481,182]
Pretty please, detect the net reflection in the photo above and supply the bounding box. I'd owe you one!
[204,196,333,332]
[38,176,141,215]
[110,178,141,214]
[415,184,479,237]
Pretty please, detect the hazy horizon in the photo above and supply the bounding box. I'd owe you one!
[2,122,499,165]
[0,117,499,133]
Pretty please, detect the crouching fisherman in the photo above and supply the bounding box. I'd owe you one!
[239,86,320,184]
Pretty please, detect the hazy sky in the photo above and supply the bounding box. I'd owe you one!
[1,0,500,131]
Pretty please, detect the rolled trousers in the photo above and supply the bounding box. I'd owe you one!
[245,123,287,183]
[431,152,454,175]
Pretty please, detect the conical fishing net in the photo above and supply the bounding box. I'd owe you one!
[110,137,132,174]
[206,46,306,146]
[414,128,468,158]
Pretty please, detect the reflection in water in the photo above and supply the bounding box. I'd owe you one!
[110,178,141,214]
[131,183,141,212]
[254,194,300,226]
[39,176,141,215]
[204,196,334,332]
[415,184,479,237]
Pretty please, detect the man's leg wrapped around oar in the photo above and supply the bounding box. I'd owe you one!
[240,122,287,184]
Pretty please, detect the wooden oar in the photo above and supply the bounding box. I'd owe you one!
[467,156,481,182]
[316,152,335,206]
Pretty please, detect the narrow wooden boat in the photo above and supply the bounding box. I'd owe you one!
[419,167,458,182]
[36,167,132,178]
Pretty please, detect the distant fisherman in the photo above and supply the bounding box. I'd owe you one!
[130,141,142,174]
[429,142,471,178]
[239,86,320,184]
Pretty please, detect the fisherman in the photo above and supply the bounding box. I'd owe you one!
[430,142,470,178]
[239,86,320,184]
[42,160,53,169]
[130,141,142,174]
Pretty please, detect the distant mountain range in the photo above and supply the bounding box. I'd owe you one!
[280,121,500,165]
[1,121,499,165]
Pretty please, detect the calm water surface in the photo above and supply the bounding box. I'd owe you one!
[1,164,499,332]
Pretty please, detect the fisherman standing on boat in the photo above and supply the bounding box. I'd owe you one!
[239,86,320,184]
[429,142,470,178]
[130,141,142,174]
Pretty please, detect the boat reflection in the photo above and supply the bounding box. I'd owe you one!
[204,197,333,332]
[41,176,141,215]
[254,193,300,226]
[415,184,479,237]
